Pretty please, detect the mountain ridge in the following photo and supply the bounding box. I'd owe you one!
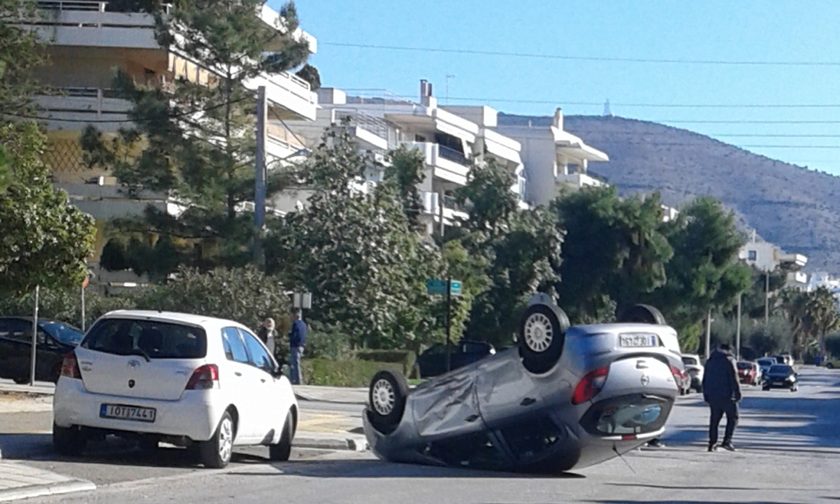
[498,113,840,273]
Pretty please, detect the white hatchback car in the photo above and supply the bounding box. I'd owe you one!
[53,310,297,468]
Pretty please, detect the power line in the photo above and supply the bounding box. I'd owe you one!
[445,96,840,109]
[323,41,840,67]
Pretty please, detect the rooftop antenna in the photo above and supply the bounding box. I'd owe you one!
[603,99,613,117]
[445,74,455,104]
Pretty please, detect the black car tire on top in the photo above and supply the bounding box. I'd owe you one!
[619,304,667,325]
[518,303,570,374]
[368,370,409,435]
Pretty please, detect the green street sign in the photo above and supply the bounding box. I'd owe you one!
[426,279,462,296]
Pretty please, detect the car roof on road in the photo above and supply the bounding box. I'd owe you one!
[100,310,240,327]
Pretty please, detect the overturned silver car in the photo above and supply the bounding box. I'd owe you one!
[363,295,683,473]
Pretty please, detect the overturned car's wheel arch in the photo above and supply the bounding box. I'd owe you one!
[368,370,409,435]
[518,294,570,374]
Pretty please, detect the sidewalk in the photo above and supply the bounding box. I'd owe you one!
[293,385,367,405]
[0,461,94,503]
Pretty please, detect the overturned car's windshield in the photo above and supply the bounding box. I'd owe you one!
[81,318,207,359]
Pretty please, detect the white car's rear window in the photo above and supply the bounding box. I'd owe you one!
[81,318,207,359]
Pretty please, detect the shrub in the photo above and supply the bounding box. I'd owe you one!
[302,358,402,387]
[305,323,353,361]
[135,266,291,332]
[356,349,416,375]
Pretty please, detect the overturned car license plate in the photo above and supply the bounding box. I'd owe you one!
[100,404,156,422]
[619,333,658,348]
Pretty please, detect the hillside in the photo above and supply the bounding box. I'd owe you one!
[498,114,840,273]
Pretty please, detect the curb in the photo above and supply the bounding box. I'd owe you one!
[293,393,366,406]
[295,436,368,452]
[0,479,96,503]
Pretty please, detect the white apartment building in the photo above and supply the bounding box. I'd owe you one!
[21,0,317,224]
[283,80,528,235]
[739,234,808,289]
[496,108,610,206]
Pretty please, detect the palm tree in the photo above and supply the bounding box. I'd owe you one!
[807,287,840,358]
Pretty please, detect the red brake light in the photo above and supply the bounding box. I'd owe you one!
[186,364,219,390]
[60,352,81,379]
[572,367,609,405]
[670,365,683,380]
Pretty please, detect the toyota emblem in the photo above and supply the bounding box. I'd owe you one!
[640,375,650,387]
[128,379,135,388]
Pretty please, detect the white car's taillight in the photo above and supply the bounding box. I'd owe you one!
[60,351,81,379]
[186,364,219,390]
[572,367,609,405]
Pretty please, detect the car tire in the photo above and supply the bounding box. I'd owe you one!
[12,377,29,385]
[199,411,235,469]
[518,303,569,374]
[827,362,834,369]
[368,370,409,435]
[619,304,667,325]
[53,423,86,456]
[269,411,294,462]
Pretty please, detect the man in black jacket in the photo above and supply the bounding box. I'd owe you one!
[702,343,742,452]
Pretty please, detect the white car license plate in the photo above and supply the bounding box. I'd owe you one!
[99,404,156,423]
[619,333,657,348]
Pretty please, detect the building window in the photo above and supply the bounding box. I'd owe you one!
[748,250,757,261]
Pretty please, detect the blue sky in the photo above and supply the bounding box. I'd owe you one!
[279,1,840,175]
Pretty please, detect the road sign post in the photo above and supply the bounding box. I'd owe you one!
[445,276,452,373]
[426,278,461,373]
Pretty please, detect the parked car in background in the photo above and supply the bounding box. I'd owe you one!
[756,357,776,379]
[364,299,681,473]
[681,354,704,392]
[762,364,798,392]
[0,316,84,384]
[737,361,760,385]
[673,365,691,395]
[416,340,495,378]
[774,354,794,366]
[825,358,840,369]
[53,311,297,468]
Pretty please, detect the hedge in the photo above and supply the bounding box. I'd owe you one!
[355,349,416,376]
[301,358,403,387]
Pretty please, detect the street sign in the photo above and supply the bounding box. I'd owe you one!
[426,279,447,295]
[426,279,462,297]
[293,292,312,309]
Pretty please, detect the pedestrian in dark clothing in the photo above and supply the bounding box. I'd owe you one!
[702,343,742,452]
[288,309,307,385]
[257,318,276,358]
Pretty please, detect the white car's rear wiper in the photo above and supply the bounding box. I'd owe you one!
[128,348,151,362]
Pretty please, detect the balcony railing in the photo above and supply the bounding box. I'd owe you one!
[331,108,389,139]
[37,0,171,13]
[438,144,469,165]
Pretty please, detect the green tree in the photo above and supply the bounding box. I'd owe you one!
[81,0,310,275]
[649,197,751,351]
[266,127,440,350]
[552,187,672,323]
[0,123,96,294]
[0,0,45,116]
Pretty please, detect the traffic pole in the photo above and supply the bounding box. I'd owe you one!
[254,85,267,267]
[445,275,452,373]
[29,285,40,386]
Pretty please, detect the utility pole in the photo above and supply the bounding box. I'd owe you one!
[736,293,742,360]
[445,275,452,373]
[765,269,770,325]
[254,85,267,267]
[704,309,712,360]
[29,285,40,386]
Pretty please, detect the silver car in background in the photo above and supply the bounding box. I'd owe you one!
[363,295,681,473]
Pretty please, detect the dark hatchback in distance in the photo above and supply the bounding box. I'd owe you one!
[0,317,84,384]
[415,340,495,378]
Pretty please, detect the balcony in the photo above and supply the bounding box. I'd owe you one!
[243,71,316,121]
[556,172,606,190]
[403,142,470,186]
[34,87,132,133]
[420,191,468,225]
[30,1,160,49]
[58,180,183,220]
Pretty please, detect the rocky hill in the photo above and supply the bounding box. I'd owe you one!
[499,113,840,273]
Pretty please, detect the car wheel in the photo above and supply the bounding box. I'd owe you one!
[53,423,86,456]
[763,385,770,391]
[619,304,667,325]
[199,411,235,469]
[827,362,834,369]
[368,370,409,435]
[269,411,295,462]
[518,303,569,374]
[12,377,29,385]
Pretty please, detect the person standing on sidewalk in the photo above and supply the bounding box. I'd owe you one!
[288,309,307,385]
[702,343,742,452]
[257,318,276,358]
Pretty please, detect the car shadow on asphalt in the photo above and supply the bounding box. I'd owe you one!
[250,458,588,479]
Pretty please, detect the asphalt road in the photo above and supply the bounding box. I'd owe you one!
[10,367,840,503]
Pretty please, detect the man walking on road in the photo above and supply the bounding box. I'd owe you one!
[288,309,307,385]
[702,343,742,452]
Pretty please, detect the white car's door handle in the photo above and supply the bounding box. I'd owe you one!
[234,371,242,377]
